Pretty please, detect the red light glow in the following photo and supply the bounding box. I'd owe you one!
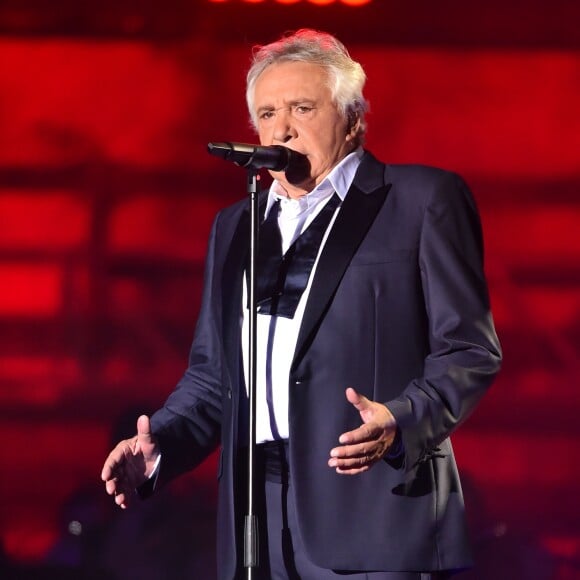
[208,0,372,4]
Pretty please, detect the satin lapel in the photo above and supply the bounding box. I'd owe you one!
[221,197,268,377]
[292,173,391,369]
[221,210,246,375]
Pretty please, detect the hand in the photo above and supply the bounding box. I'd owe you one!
[101,415,160,509]
[328,387,397,475]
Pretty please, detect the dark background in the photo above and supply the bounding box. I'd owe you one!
[0,0,579,578]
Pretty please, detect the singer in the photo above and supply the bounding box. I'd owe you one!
[101,29,501,579]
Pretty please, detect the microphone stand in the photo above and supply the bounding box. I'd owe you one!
[244,166,259,579]
[206,142,306,578]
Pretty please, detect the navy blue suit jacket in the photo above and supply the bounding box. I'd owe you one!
[149,151,502,578]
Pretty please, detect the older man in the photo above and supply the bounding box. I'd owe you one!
[102,29,501,579]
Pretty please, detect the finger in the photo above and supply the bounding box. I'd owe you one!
[104,478,119,496]
[330,439,376,459]
[104,474,127,502]
[109,474,136,508]
[114,491,129,509]
[345,387,371,413]
[338,422,381,445]
[101,447,124,482]
[335,465,370,475]
[101,462,113,482]
[329,454,359,466]
[329,453,372,473]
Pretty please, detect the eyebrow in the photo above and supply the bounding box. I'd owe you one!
[255,99,318,115]
[256,105,275,116]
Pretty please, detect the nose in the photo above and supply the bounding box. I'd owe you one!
[272,109,297,144]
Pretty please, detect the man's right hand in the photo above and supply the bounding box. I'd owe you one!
[101,414,160,509]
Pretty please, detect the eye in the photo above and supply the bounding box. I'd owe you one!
[293,104,315,115]
[258,110,275,121]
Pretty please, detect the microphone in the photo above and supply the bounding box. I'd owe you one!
[207,142,304,171]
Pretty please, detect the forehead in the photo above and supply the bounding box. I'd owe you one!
[253,61,331,106]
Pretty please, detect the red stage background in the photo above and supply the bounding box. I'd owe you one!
[0,1,578,578]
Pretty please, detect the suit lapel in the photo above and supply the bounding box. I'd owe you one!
[221,209,246,380]
[292,153,391,368]
[221,196,268,379]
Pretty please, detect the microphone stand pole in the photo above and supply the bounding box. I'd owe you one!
[244,166,259,579]
[206,141,304,577]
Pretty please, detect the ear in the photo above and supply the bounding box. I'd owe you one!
[345,112,361,142]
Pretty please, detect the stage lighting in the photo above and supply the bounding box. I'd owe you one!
[208,0,373,5]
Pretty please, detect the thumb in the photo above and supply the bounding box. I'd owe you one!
[136,414,153,447]
[345,387,371,413]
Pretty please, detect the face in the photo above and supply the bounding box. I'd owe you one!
[252,61,359,198]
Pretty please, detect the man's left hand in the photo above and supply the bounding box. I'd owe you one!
[328,387,398,475]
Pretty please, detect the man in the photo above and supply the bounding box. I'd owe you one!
[101,29,502,579]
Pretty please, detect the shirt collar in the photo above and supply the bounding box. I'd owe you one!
[265,147,363,217]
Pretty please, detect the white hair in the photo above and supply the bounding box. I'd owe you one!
[246,29,369,143]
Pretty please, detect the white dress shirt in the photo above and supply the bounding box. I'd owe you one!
[241,148,363,443]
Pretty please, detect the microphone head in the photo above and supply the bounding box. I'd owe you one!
[283,148,311,185]
[249,145,290,171]
[207,142,310,179]
[207,142,253,165]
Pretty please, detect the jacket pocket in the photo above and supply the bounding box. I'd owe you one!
[349,248,417,267]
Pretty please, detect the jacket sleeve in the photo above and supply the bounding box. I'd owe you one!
[149,214,224,485]
[386,171,502,470]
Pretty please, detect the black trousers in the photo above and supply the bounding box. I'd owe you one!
[251,441,451,580]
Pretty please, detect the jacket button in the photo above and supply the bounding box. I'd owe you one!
[227,388,232,399]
